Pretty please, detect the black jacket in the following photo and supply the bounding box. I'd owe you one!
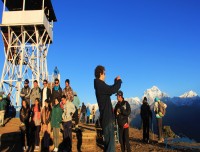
[41,87,52,106]
[140,102,152,121]
[20,107,30,125]
[114,100,131,128]
[94,78,122,128]
[51,86,62,105]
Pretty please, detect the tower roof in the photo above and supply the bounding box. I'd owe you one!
[1,0,57,22]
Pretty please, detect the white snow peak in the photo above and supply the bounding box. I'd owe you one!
[179,90,198,98]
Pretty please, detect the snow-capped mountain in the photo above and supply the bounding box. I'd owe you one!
[170,91,200,106]
[112,97,142,111]
[179,90,198,98]
[84,86,199,116]
[142,86,168,105]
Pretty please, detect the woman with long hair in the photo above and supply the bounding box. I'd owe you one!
[20,99,30,151]
[41,99,51,151]
[31,98,41,151]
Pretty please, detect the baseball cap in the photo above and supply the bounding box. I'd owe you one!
[115,90,123,97]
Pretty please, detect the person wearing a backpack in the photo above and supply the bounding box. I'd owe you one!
[114,90,131,152]
[140,97,152,143]
[154,97,167,143]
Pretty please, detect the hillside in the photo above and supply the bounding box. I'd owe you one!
[1,118,200,152]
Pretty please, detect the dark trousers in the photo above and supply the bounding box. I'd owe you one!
[63,121,72,151]
[21,124,30,147]
[157,118,163,140]
[81,113,86,123]
[103,122,115,152]
[35,126,41,146]
[87,116,90,124]
[73,109,79,125]
[142,118,150,141]
[119,127,131,152]
[93,115,95,124]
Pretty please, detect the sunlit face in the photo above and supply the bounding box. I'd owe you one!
[65,82,69,87]
[45,102,48,107]
[22,100,26,107]
[43,81,47,87]
[100,71,106,81]
[24,82,28,86]
[55,81,59,86]
[35,99,39,105]
[55,99,59,105]
[34,82,38,88]
[117,95,122,102]
[61,98,66,104]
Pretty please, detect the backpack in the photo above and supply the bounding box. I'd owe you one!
[158,101,166,117]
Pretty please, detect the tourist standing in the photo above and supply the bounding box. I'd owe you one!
[31,98,41,151]
[154,97,167,143]
[114,90,131,152]
[86,106,91,124]
[0,94,6,127]
[20,79,31,107]
[41,99,51,151]
[94,65,122,152]
[20,99,30,151]
[51,78,62,106]
[30,80,41,108]
[41,80,51,108]
[51,98,63,152]
[140,97,152,143]
[92,106,96,124]
[62,79,74,102]
[72,92,80,128]
[62,95,75,151]
[80,102,86,123]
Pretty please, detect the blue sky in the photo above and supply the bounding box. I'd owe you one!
[0,0,200,104]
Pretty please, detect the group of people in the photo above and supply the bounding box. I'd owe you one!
[1,64,168,152]
[19,78,81,152]
[94,65,167,152]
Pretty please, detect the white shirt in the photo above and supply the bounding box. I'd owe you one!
[42,87,47,108]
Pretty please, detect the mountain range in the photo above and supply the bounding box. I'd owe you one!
[87,86,200,142]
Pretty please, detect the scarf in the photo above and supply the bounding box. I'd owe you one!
[54,86,59,91]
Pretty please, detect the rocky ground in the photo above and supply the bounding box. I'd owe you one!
[0,118,199,152]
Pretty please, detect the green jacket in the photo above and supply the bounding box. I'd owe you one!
[0,99,6,111]
[51,103,63,128]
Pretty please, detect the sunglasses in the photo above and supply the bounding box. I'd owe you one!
[55,82,59,84]
[43,83,47,85]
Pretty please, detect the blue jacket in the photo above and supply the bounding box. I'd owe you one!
[86,107,91,117]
